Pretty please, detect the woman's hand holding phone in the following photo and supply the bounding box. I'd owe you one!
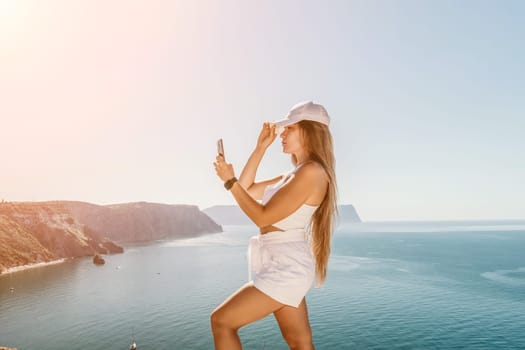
[214,138,234,182]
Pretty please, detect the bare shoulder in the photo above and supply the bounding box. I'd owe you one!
[297,160,326,177]
[294,161,328,205]
[296,161,328,181]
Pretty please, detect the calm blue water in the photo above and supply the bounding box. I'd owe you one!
[1,221,525,349]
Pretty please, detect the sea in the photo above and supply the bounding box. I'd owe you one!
[1,220,525,350]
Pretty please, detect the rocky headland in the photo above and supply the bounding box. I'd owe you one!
[0,201,123,274]
[0,201,222,274]
[337,204,362,223]
[62,201,222,243]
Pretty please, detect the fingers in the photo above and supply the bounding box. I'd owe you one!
[263,122,276,130]
[261,123,276,138]
[267,123,277,138]
[262,122,273,129]
[213,159,234,181]
[214,156,226,170]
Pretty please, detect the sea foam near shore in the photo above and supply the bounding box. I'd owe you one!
[1,259,67,275]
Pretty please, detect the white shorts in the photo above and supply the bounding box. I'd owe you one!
[247,229,315,308]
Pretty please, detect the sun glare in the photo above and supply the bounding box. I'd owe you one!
[0,0,22,27]
[0,0,17,16]
[0,0,28,48]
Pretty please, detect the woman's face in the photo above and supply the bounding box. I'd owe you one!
[280,123,305,154]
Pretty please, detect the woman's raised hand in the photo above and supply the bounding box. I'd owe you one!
[256,122,277,150]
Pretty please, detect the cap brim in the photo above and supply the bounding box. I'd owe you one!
[272,118,297,128]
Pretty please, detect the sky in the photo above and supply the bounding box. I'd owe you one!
[1,0,524,221]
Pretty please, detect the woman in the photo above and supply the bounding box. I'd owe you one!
[212,101,338,350]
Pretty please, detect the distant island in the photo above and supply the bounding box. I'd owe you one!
[337,205,362,223]
[203,204,361,225]
[0,201,222,274]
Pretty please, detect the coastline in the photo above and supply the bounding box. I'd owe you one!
[0,259,67,275]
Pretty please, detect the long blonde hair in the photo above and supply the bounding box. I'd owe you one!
[292,120,338,287]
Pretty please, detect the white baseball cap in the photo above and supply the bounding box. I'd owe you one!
[272,101,330,130]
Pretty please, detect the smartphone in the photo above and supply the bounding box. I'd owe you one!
[217,138,225,160]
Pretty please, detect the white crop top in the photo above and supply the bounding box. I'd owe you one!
[261,168,319,231]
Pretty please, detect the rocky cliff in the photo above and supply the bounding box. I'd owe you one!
[0,202,123,273]
[1,200,222,273]
[62,201,222,243]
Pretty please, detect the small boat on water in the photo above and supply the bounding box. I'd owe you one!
[130,328,137,349]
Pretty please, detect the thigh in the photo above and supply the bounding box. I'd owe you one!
[273,297,313,341]
[212,282,284,329]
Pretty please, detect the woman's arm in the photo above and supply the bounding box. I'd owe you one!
[237,123,282,200]
[238,147,282,201]
[229,162,326,227]
[237,146,265,189]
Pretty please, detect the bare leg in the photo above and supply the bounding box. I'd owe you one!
[273,297,315,350]
[211,282,284,350]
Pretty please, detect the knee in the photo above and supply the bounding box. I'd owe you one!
[210,309,235,332]
[210,309,223,330]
